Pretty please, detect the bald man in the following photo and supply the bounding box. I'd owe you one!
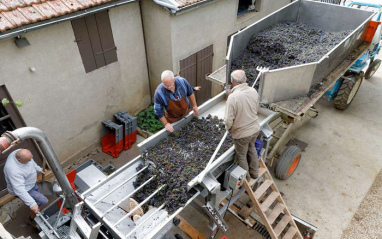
[4,149,47,220]
[225,70,260,181]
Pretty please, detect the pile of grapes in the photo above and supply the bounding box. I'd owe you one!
[133,115,233,213]
[232,21,351,85]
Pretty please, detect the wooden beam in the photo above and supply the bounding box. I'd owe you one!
[177,215,206,239]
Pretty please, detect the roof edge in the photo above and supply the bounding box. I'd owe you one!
[0,0,138,41]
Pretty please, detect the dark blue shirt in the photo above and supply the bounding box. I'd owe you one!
[154,77,194,119]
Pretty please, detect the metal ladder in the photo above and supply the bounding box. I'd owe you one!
[69,202,101,239]
[243,159,303,239]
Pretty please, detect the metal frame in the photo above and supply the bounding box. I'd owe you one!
[226,0,375,104]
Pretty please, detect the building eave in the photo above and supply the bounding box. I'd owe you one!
[0,0,138,41]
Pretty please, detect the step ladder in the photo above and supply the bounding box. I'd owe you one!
[243,158,303,239]
[69,202,101,239]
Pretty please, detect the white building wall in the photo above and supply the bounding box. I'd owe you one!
[143,0,292,97]
[0,2,150,162]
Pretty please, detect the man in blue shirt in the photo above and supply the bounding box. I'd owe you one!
[154,70,199,132]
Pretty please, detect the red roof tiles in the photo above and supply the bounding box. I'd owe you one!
[0,0,115,32]
[173,0,205,8]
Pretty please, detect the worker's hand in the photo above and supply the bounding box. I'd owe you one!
[40,169,46,175]
[193,106,199,116]
[193,86,201,91]
[165,123,174,133]
[30,204,39,214]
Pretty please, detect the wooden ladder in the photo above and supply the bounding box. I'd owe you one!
[243,159,303,239]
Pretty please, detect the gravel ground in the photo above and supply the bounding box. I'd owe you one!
[341,169,382,238]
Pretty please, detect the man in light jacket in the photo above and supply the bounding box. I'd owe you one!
[224,70,260,181]
[4,149,47,221]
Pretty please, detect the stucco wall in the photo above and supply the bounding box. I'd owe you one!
[140,0,173,95]
[142,0,292,97]
[0,2,150,162]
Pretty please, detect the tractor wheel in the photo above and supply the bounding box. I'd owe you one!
[275,146,301,180]
[334,73,363,111]
[365,59,381,79]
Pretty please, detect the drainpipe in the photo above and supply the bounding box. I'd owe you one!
[152,0,179,12]
[139,1,153,103]
[0,127,78,209]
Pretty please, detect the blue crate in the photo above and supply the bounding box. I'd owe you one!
[255,139,264,158]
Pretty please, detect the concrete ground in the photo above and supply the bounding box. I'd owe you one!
[3,59,382,239]
[274,60,382,239]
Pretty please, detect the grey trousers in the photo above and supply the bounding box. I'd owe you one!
[233,132,259,180]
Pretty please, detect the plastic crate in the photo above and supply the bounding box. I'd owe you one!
[255,139,264,158]
[101,120,124,158]
[114,111,137,150]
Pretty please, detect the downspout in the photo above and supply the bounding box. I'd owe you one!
[139,0,153,103]
[0,127,78,209]
[152,0,179,13]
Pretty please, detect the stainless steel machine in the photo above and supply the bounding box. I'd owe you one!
[0,1,375,238]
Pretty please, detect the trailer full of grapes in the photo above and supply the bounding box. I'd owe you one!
[207,0,376,180]
[13,1,375,239]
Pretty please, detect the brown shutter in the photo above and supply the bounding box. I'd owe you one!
[180,53,197,87]
[96,11,118,65]
[196,45,213,105]
[0,86,43,197]
[180,45,213,105]
[85,14,106,68]
[72,17,97,73]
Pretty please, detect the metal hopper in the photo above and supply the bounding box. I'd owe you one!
[226,0,376,104]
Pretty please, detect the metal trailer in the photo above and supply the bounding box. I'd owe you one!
[207,0,375,180]
[0,1,375,239]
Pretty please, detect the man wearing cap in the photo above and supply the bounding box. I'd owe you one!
[154,70,199,132]
[224,70,260,181]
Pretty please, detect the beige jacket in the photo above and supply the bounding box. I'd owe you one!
[224,83,260,139]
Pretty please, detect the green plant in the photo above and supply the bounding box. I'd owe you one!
[137,106,163,133]
[2,98,24,107]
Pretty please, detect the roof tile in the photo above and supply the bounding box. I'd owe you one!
[0,0,126,33]
[2,9,29,26]
[77,0,98,8]
[22,0,45,5]
[91,0,111,5]
[1,0,27,11]
[0,3,9,11]
[18,5,44,22]
[61,0,84,11]
[0,13,13,31]
[33,2,59,18]
[174,0,205,8]
[46,0,71,15]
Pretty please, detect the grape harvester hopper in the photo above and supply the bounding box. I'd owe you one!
[0,1,375,239]
[207,0,376,180]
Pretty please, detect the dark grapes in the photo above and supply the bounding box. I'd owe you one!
[133,116,233,214]
[232,21,352,86]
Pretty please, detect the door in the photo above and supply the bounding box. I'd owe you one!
[180,45,213,105]
[0,86,43,197]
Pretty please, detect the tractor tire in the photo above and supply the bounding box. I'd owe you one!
[334,73,363,111]
[275,146,301,180]
[365,59,381,79]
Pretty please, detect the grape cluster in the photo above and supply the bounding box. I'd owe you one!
[133,115,233,213]
[232,21,351,86]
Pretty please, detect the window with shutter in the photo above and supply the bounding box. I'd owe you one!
[0,86,43,197]
[180,45,213,105]
[72,10,118,73]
